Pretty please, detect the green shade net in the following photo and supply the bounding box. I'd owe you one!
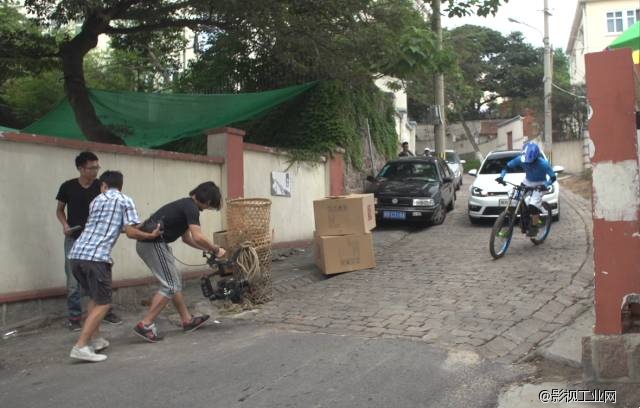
[609,21,640,50]
[0,125,17,132]
[23,82,317,148]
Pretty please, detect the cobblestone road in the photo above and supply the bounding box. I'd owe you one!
[249,177,594,363]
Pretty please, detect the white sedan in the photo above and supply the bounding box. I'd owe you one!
[445,149,465,191]
[467,150,564,223]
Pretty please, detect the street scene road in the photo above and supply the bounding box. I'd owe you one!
[1,178,628,407]
[252,177,594,364]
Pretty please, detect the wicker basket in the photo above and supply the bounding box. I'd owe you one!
[226,198,272,303]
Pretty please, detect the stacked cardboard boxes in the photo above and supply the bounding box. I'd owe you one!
[313,194,376,275]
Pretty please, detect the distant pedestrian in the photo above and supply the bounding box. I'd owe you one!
[55,151,123,331]
[68,171,161,362]
[423,147,433,157]
[133,181,227,343]
[398,142,414,157]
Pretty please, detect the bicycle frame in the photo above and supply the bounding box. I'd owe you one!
[501,182,532,230]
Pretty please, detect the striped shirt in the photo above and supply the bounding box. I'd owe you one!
[68,188,140,263]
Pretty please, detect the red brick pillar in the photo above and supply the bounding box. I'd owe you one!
[207,127,245,200]
[585,48,640,334]
[329,151,345,196]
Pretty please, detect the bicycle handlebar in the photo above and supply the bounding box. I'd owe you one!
[497,179,548,192]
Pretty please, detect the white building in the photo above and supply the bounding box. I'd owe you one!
[567,0,640,84]
[374,76,417,154]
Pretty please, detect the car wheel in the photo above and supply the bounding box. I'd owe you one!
[430,201,446,225]
[447,196,455,212]
[553,211,560,222]
[468,215,481,225]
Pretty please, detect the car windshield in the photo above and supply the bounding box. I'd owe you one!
[444,152,459,163]
[377,162,439,181]
[479,155,523,174]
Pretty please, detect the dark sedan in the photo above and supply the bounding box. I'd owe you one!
[365,156,456,225]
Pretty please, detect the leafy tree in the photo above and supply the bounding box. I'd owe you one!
[178,0,449,93]
[407,24,579,156]
[548,49,588,141]
[0,1,60,127]
[12,0,507,145]
[0,1,59,81]
[2,70,64,126]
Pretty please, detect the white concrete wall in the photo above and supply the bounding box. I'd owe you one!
[0,139,223,294]
[374,76,407,111]
[496,119,525,151]
[374,76,415,153]
[552,140,586,174]
[243,149,327,243]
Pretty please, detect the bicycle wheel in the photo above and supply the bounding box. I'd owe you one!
[530,202,552,245]
[490,210,515,259]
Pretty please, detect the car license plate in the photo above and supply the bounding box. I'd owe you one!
[499,199,516,207]
[383,210,406,220]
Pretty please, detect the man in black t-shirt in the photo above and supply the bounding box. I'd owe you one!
[133,181,227,343]
[55,152,122,330]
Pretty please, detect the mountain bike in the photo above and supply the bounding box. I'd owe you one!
[489,180,553,259]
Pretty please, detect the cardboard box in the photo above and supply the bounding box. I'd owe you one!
[213,230,229,249]
[313,194,376,236]
[314,232,376,275]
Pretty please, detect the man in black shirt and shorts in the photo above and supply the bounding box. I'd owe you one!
[133,181,227,342]
[55,152,122,330]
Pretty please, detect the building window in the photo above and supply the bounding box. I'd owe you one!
[627,9,640,27]
[607,11,624,33]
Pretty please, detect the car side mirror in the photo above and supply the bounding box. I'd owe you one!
[460,160,466,164]
[442,177,453,183]
[468,169,478,177]
[366,175,376,183]
[552,165,565,174]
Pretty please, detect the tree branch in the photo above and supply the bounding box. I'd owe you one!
[107,0,141,20]
[104,18,229,34]
[118,0,200,20]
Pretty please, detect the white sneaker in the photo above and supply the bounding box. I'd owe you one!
[90,337,110,352]
[70,345,107,362]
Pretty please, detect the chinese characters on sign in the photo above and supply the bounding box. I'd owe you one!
[538,389,616,404]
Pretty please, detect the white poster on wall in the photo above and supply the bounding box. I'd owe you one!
[271,171,292,197]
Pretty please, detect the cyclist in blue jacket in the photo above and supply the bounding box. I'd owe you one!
[495,142,557,236]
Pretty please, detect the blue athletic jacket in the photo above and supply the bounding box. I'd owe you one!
[500,156,557,187]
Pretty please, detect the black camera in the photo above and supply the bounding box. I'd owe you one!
[200,276,248,303]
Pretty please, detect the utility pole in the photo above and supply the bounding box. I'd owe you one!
[543,0,553,159]
[432,0,446,158]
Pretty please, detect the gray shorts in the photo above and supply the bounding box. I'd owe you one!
[136,241,182,298]
[70,260,112,305]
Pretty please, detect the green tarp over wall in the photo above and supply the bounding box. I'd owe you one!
[23,82,317,148]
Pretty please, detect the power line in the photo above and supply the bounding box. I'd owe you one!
[551,82,586,99]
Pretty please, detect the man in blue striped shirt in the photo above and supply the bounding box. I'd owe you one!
[68,171,161,362]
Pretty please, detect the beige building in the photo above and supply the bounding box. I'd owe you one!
[567,0,640,84]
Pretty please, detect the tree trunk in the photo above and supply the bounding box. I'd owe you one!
[59,14,124,145]
[456,111,483,161]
